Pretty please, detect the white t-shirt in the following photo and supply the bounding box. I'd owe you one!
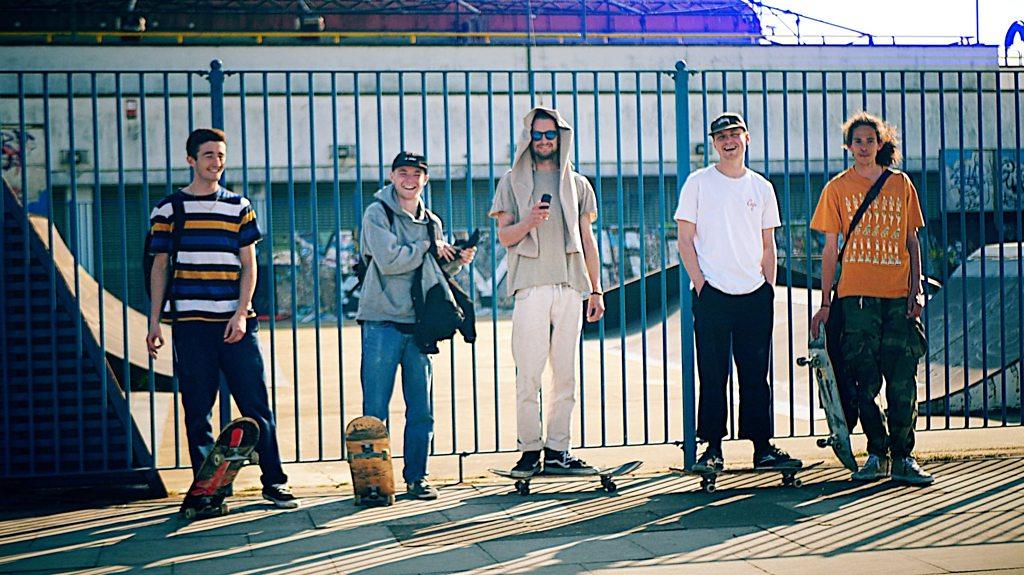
[674,165,781,295]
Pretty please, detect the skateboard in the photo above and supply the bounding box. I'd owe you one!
[489,460,642,496]
[797,333,858,472]
[672,461,823,493]
[180,417,261,520]
[345,415,396,506]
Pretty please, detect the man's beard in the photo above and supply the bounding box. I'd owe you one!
[531,148,558,163]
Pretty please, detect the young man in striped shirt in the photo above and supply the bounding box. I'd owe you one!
[146,128,298,509]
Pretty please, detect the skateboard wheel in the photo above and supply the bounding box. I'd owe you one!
[816,438,828,449]
[387,494,396,506]
[353,494,362,506]
[219,504,229,516]
[796,357,809,366]
[210,452,225,466]
[249,452,260,465]
[703,482,717,494]
[183,507,197,520]
[514,480,530,496]
[604,481,618,493]
[381,449,391,461]
[791,478,803,488]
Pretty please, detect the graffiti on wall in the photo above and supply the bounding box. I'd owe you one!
[943,148,1023,212]
[1,125,44,203]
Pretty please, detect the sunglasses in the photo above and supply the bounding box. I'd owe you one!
[531,130,558,141]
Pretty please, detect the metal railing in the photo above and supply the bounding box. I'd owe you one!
[0,60,1021,480]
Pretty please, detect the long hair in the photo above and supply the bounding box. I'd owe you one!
[842,111,902,168]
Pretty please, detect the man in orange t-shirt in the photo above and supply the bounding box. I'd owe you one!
[809,112,932,486]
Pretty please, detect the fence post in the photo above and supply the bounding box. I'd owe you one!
[674,60,697,469]
[204,59,233,429]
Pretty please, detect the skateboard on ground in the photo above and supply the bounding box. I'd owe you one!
[797,333,859,472]
[672,461,823,493]
[489,460,642,496]
[180,417,260,520]
[345,415,396,506]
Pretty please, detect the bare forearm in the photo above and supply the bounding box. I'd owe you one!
[820,244,837,306]
[497,219,533,248]
[582,236,602,292]
[149,258,169,322]
[762,248,777,286]
[907,234,922,295]
[676,237,704,287]
[236,265,256,315]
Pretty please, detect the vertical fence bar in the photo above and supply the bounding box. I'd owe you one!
[656,73,669,442]
[613,72,627,444]
[90,72,109,469]
[262,73,279,421]
[938,72,951,427]
[1015,72,1024,426]
[956,72,970,426]
[592,71,608,446]
[573,71,587,447]
[465,70,479,454]
[285,72,302,459]
[486,72,499,451]
[635,72,649,444]
[17,74,35,475]
[781,71,795,437]
[975,72,988,424]
[67,72,86,472]
[442,71,455,454]
[764,71,775,421]
[207,62,233,430]
[994,71,1007,425]
[330,72,345,450]
[674,61,696,468]
[114,73,131,467]
[139,72,159,465]
[802,71,812,436]
[308,72,324,458]
[913,71,933,429]
[1,77,9,476]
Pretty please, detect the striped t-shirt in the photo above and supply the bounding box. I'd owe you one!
[148,188,261,322]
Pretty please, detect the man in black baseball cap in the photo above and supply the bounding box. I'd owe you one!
[708,112,747,136]
[391,151,429,173]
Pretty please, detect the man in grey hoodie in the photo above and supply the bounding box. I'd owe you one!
[489,107,605,478]
[357,151,475,500]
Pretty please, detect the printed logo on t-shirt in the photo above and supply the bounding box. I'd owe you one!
[746,198,758,212]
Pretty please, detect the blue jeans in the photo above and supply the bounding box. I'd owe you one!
[172,317,288,488]
[360,321,434,484]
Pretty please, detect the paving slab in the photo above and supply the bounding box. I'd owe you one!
[748,549,948,575]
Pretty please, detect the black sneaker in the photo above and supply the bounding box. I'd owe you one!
[693,444,724,474]
[407,479,439,500]
[262,484,300,509]
[753,445,802,470]
[543,448,595,475]
[510,450,541,478]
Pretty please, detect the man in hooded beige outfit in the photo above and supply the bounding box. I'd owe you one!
[489,106,605,478]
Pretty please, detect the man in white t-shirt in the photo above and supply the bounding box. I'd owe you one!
[675,112,801,473]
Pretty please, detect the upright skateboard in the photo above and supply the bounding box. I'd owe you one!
[797,333,858,472]
[345,416,396,506]
[673,461,823,493]
[180,417,260,520]
[489,461,642,496]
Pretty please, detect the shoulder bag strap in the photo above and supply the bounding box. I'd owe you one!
[837,169,892,266]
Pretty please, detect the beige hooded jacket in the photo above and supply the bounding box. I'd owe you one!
[488,106,598,296]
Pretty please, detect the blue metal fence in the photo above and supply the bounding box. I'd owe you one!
[0,61,1021,481]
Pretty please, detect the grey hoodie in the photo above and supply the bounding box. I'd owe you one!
[356,184,460,324]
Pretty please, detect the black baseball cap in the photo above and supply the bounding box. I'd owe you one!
[391,151,428,173]
[708,112,747,136]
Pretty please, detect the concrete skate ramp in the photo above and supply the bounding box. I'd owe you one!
[29,214,174,378]
[920,245,1021,412]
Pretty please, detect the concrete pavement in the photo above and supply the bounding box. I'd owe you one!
[2,428,1023,575]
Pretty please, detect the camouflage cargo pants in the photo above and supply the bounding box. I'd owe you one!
[840,296,928,459]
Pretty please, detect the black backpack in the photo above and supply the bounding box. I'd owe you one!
[353,199,395,289]
[143,193,186,308]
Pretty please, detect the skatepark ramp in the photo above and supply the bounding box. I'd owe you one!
[920,244,1022,417]
[0,179,165,494]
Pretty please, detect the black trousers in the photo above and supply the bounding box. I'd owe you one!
[693,282,775,444]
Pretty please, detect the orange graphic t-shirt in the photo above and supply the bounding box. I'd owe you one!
[810,168,924,299]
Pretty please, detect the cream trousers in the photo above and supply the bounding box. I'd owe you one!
[511,284,584,452]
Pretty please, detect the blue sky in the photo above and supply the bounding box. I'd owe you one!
[755,0,1021,50]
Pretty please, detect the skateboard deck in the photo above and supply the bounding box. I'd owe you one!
[672,461,823,493]
[798,333,858,472]
[345,415,396,506]
[180,417,260,520]
[489,460,642,496]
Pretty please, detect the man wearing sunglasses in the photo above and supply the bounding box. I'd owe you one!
[488,106,604,478]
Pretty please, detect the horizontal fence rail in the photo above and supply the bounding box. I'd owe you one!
[0,61,1021,481]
